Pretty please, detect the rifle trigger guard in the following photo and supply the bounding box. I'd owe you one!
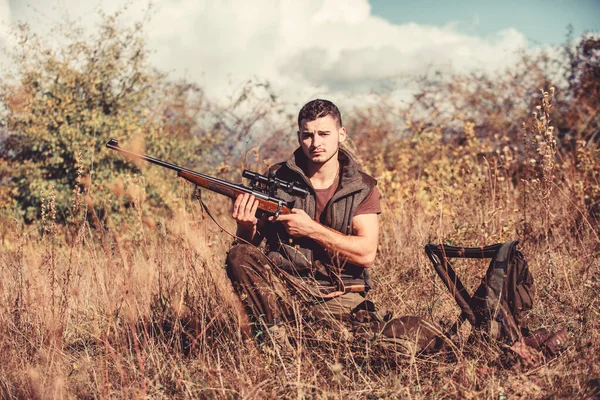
[274,200,284,219]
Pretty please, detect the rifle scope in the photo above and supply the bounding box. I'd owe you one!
[243,170,308,199]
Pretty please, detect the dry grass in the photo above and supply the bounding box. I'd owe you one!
[1,91,600,399]
[1,181,599,399]
[0,226,595,399]
[0,12,598,398]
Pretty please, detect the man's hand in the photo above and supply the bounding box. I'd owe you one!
[233,193,260,242]
[232,193,259,226]
[273,209,379,268]
[272,208,317,237]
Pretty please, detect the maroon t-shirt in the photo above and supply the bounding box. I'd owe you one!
[314,175,381,223]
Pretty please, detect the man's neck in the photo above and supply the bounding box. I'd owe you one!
[306,154,340,190]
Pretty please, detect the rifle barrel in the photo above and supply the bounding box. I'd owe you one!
[105,138,287,205]
[106,138,185,173]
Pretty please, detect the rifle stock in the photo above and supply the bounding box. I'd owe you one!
[107,138,296,217]
[177,170,291,215]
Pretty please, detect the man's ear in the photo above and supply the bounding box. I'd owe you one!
[297,130,302,146]
[338,127,347,143]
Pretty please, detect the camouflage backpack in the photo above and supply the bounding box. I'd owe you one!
[425,240,535,342]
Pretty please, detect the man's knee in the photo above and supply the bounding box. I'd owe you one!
[226,243,263,281]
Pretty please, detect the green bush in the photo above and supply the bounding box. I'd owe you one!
[0,15,209,224]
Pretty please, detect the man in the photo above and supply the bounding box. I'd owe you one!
[226,99,439,353]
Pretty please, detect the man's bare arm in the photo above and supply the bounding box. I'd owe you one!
[274,210,379,267]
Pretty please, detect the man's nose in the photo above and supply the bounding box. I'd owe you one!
[312,134,322,147]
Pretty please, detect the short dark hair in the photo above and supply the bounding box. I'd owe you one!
[297,99,342,129]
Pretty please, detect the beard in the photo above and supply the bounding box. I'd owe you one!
[308,149,338,165]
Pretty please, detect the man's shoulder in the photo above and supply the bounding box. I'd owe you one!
[340,149,377,190]
[356,169,377,190]
[268,161,292,177]
[267,161,285,173]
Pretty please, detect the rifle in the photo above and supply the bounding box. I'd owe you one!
[106,139,308,217]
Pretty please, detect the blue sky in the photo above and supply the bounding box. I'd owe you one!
[370,0,600,45]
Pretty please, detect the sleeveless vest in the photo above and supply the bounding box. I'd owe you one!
[262,147,377,292]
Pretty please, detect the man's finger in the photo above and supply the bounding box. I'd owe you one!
[244,194,256,213]
[250,198,259,219]
[232,194,244,217]
[268,214,285,222]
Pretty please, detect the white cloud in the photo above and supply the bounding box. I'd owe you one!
[0,0,11,45]
[4,0,529,107]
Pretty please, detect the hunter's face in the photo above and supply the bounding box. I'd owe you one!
[298,115,346,166]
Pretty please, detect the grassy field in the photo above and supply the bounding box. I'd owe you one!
[1,109,599,399]
[0,17,599,399]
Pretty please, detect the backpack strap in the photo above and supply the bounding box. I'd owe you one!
[426,243,502,259]
[483,241,522,342]
[424,244,478,326]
